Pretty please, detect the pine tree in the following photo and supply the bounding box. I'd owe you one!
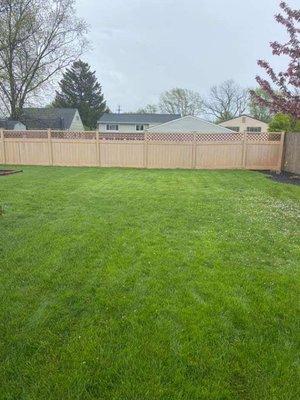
[53,60,108,129]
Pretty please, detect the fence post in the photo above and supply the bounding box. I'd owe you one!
[96,131,101,167]
[144,132,148,168]
[48,129,53,165]
[276,131,285,174]
[192,133,196,169]
[242,131,247,169]
[0,129,6,164]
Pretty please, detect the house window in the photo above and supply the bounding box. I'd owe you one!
[242,117,246,123]
[226,126,240,132]
[136,124,145,131]
[106,124,119,131]
[247,127,261,133]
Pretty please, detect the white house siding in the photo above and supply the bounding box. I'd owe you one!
[98,122,161,133]
[69,110,84,131]
[219,116,268,133]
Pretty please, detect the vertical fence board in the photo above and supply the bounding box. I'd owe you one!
[283,132,300,174]
[48,129,53,165]
[96,132,101,166]
[0,129,5,164]
[242,132,247,168]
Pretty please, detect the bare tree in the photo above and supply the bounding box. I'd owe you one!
[0,0,87,118]
[136,104,159,114]
[159,88,203,116]
[203,80,249,122]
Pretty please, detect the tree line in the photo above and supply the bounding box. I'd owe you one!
[0,0,299,131]
[136,83,271,124]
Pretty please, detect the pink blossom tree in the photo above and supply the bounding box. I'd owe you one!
[250,2,300,121]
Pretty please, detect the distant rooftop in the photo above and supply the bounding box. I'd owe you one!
[0,119,25,130]
[147,116,236,134]
[219,114,268,124]
[98,113,181,125]
[20,108,79,130]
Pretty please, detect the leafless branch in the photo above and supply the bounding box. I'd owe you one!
[0,0,88,118]
[203,80,249,122]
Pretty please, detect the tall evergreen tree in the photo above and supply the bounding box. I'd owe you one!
[53,60,108,129]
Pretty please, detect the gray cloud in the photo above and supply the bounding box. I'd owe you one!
[76,0,297,112]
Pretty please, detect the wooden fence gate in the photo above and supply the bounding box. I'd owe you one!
[0,130,285,171]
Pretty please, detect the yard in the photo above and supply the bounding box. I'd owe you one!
[0,166,299,400]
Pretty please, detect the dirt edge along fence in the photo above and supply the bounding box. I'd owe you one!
[0,129,285,171]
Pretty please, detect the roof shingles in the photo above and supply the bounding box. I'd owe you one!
[98,113,181,125]
[20,108,78,130]
[0,119,25,130]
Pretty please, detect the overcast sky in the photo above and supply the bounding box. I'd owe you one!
[76,0,297,113]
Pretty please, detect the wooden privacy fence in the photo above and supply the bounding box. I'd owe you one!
[0,129,285,171]
[283,132,300,174]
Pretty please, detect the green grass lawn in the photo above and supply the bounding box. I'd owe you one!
[0,166,299,400]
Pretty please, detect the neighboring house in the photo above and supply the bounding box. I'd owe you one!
[98,113,181,132]
[147,115,235,133]
[20,108,84,131]
[0,119,26,130]
[219,115,268,133]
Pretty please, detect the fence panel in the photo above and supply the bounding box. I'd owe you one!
[100,141,144,168]
[3,140,21,164]
[0,129,284,171]
[195,143,244,169]
[246,143,281,170]
[19,140,51,165]
[147,142,193,169]
[51,140,98,166]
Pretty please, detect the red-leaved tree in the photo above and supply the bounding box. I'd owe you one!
[251,2,300,120]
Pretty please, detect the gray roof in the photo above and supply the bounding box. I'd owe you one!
[0,119,25,130]
[20,108,79,130]
[98,113,181,125]
[219,114,268,124]
[147,116,236,133]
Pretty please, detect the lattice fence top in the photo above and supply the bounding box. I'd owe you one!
[3,130,48,139]
[2,130,283,143]
[146,132,244,142]
[247,132,282,142]
[195,133,244,142]
[51,131,96,140]
[146,132,194,142]
[146,132,282,142]
[99,132,145,141]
